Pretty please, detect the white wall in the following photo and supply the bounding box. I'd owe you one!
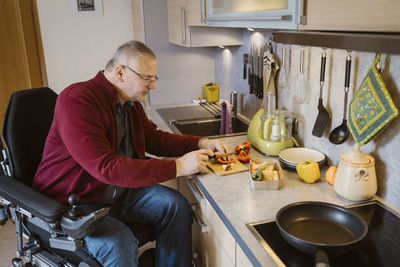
[142,0,216,105]
[36,0,134,93]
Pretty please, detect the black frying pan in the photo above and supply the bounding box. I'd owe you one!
[276,201,368,266]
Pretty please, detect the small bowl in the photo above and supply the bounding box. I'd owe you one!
[249,159,283,190]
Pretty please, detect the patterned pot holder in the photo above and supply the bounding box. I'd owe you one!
[348,54,398,146]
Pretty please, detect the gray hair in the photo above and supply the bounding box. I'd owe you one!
[105,40,156,71]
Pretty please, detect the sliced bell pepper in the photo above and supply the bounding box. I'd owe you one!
[217,156,237,164]
[238,150,251,163]
[234,141,251,154]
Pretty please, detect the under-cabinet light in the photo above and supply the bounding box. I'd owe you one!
[247,28,255,32]
[218,45,225,48]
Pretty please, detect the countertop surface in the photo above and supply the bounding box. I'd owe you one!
[145,103,394,266]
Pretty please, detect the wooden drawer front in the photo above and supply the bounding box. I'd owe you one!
[202,200,236,263]
[200,228,234,267]
[236,242,252,267]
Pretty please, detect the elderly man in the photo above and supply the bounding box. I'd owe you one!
[33,40,228,266]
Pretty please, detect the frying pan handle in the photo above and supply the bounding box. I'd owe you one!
[314,249,330,267]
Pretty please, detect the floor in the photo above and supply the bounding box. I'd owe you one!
[0,219,155,266]
[0,221,17,267]
[0,180,173,266]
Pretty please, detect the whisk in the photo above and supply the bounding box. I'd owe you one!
[295,48,307,103]
[278,47,288,90]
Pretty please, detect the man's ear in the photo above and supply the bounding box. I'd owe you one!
[115,65,125,81]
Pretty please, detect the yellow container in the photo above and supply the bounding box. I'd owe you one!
[203,84,219,102]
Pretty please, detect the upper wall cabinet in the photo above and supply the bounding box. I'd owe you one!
[299,0,400,32]
[204,0,400,32]
[205,0,303,29]
[167,0,243,47]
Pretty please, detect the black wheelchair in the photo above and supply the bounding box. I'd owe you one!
[0,87,156,266]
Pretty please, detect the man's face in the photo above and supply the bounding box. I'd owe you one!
[119,54,157,102]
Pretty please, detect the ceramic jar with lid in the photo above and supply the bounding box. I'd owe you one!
[334,146,377,201]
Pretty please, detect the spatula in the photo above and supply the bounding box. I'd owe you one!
[312,50,330,137]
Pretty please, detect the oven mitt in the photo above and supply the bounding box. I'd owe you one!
[348,54,398,146]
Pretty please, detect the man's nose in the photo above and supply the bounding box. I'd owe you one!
[148,82,156,89]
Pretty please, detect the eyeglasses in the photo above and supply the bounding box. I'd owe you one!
[122,65,158,86]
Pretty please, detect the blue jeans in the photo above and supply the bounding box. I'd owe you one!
[83,185,192,267]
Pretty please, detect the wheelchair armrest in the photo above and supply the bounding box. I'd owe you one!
[0,175,67,222]
[61,207,110,239]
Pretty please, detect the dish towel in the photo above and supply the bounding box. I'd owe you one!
[348,54,398,145]
[220,101,233,135]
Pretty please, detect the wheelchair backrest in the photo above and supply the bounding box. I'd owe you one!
[1,87,57,186]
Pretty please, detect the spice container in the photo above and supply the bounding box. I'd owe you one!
[203,83,219,102]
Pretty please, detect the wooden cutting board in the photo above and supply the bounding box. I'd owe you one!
[206,160,249,176]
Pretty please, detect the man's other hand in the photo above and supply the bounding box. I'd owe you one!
[199,138,228,154]
[176,149,213,177]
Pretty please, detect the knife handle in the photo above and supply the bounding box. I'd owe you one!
[320,52,326,83]
[243,62,247,79]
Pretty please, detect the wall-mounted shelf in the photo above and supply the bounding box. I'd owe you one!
[273,31,400,54]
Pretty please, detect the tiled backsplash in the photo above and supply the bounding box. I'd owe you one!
[215,30,400,209]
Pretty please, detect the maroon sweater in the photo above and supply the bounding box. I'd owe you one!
[33,72,201,203]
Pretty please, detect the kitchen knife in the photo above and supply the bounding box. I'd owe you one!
[243,54,248,79]
[250,45,254,94]
[259,45,265,99]
[208,151,235,159]
[254,45,258,97]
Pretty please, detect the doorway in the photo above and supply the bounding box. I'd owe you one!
[0,0,46,127]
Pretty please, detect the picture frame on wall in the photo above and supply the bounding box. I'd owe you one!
[70,0,103,16]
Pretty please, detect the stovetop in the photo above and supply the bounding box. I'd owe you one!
[248,201,400,267]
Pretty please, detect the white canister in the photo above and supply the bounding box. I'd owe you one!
[334,147,377,201]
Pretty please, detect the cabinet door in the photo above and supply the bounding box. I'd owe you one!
[200,198,235,267]
[205,0,300,29]
[208,0,288,14]
[300,0,400,32]
[236,242,252,267]
[200,229,235,267]
[201,198,236,263]
[167,0,189,46]
[187,0,207,26]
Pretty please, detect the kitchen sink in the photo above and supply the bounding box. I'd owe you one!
[170,117,249,137]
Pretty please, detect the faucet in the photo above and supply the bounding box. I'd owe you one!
[230,91,237,117]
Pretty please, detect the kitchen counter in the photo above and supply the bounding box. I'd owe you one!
[194,135,357,266]
[145,103,396,266]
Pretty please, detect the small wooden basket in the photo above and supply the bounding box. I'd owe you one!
[249,159,283,190]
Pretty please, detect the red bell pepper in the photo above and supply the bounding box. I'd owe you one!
[234,141,251,154]
[238,150,251,163]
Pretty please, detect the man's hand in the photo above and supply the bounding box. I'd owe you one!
[176,149,214,177]
[199,138,228,154]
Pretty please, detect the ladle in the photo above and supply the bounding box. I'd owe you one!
[329,51,352,144]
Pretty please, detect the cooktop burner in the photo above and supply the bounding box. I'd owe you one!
[248,201,400,267]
